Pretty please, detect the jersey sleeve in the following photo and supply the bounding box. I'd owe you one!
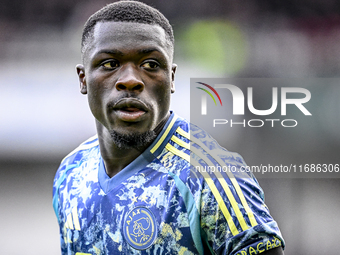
[199,160,285,255]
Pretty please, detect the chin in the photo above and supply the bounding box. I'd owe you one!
[109,129,156,150]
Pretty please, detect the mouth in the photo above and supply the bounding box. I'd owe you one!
[110,98,148,122]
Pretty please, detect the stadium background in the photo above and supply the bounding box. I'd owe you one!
[1,0,340,254]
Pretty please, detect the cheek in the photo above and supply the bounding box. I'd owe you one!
[87,85,99,106]
[153,79,172,110]
[87,92,101,120]
[86,72,113,101]
[86,78,106,117]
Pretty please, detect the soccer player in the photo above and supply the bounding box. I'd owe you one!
[53,1,285,254]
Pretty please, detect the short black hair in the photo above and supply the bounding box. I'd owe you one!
[81,0,174,58]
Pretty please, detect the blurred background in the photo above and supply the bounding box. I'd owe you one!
[0,0,339,254]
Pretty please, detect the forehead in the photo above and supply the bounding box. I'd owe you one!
[86,21,170,60]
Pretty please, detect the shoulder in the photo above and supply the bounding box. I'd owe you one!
[189,122,248,171]
[61,134,100,165]
[157,115,251,181]
[53,134,100,193]
[58,134,99,167]
[163,118,250,179]
[52,135,101,219]
[164,117,285,253]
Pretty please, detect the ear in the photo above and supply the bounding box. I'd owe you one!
[171,63,177,94]
[76,64,87,94]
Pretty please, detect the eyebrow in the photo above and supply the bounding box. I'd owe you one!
[136,48,162,55]
[93,47,165,59]
[95,49,125,57]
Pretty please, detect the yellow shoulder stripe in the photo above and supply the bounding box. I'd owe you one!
[165,143,190,161]
[175,127,257,228]
[165,143,239,236]
[189,145,249,231]
[171,131,249,231]
[171,135,190,150]
[176,126,190,140]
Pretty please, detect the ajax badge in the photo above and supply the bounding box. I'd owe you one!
[123,206,157,250]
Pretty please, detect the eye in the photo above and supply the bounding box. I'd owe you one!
[102,60,119,69]
[141,61,159,69]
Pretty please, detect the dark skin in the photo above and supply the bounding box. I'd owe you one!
[76,22,176,177]
[76,21,284,255]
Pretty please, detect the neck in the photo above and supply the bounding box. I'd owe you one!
[97,113,170,178]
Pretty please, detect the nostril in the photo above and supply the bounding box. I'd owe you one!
[117,84,126,90]
[116,82,144,91]
[134,84,143,90]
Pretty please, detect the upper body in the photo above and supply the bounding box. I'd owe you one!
[53,113,285,254]
[53,1,285,254]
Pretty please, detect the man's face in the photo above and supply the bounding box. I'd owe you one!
[77,22,176,142]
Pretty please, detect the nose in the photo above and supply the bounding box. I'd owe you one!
[115,65,144,92]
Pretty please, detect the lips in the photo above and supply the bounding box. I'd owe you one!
[110,98,148,122]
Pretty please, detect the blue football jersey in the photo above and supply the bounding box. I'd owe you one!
[53,112,285,255]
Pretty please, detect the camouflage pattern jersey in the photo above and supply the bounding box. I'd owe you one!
[52,112,285,255]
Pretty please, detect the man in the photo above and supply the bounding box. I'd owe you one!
[53,1,285,254]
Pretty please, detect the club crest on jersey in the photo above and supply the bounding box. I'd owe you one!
[123,206,157,250]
